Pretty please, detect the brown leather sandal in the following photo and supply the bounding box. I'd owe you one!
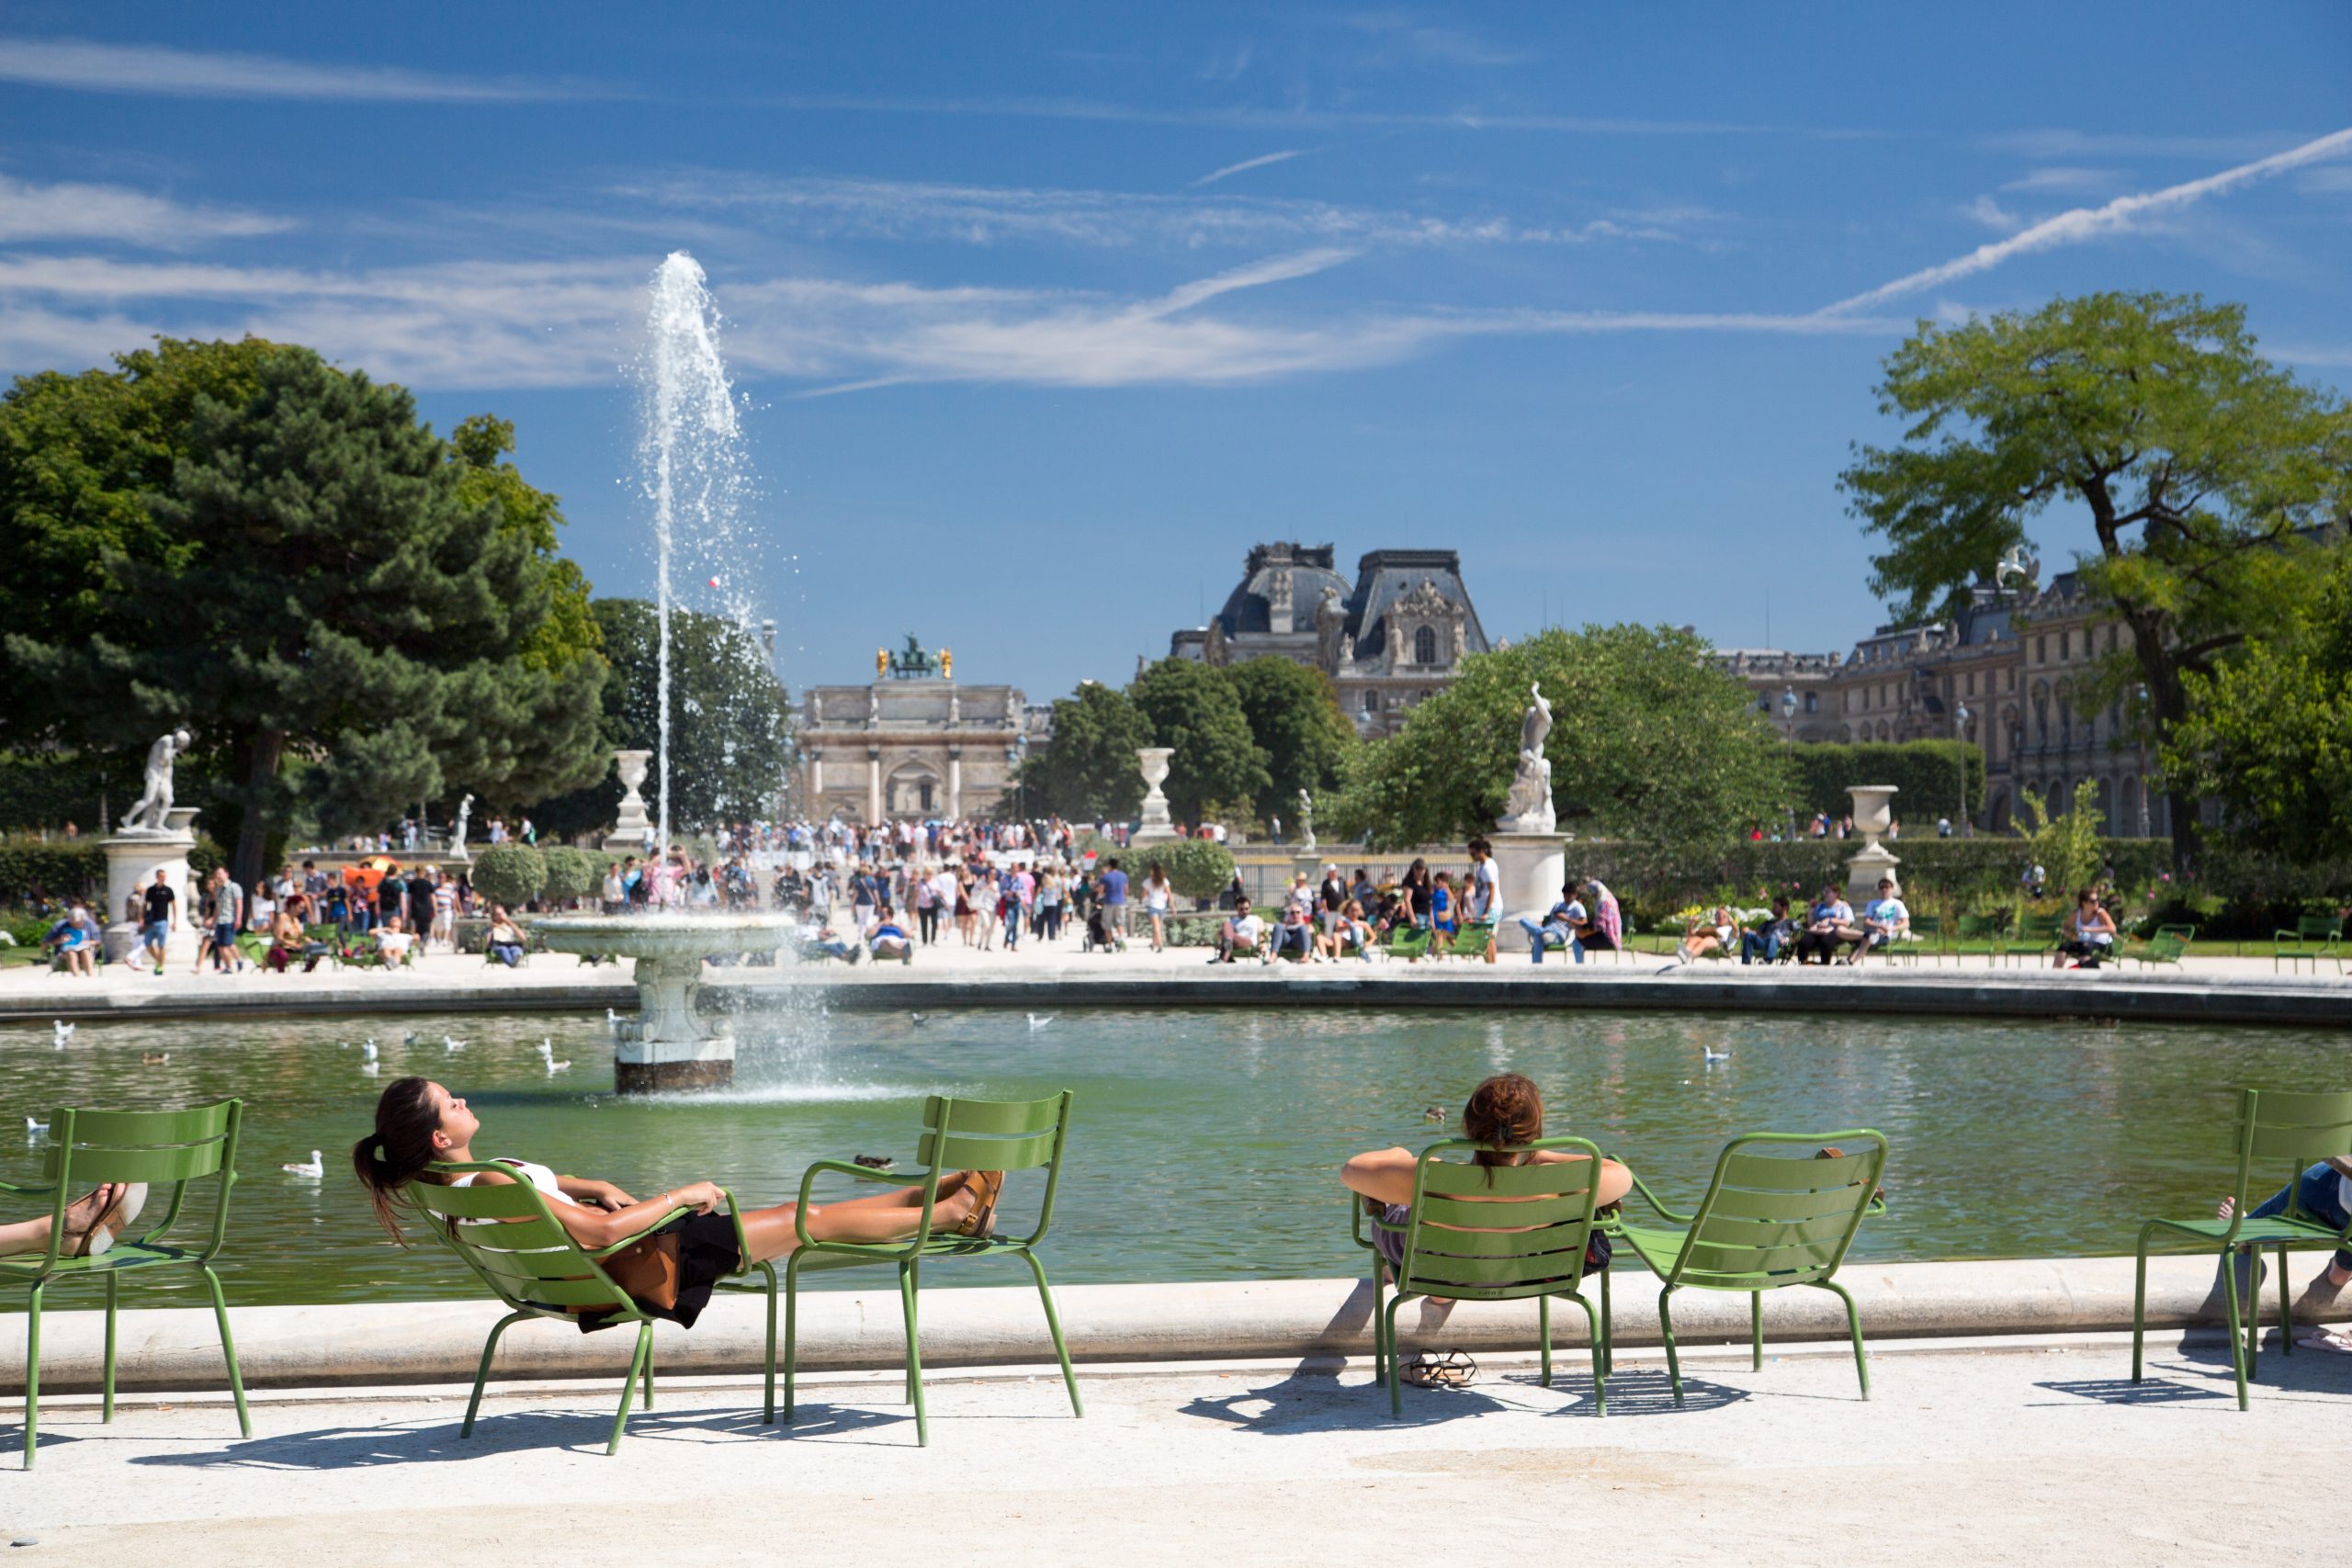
[953,1169,1005,1238]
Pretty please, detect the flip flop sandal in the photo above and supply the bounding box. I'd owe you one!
[1400,1348,1477,1390]
[2295,1329,2352,1356]
[76,1182,149,1258]
[953,1169,1004,1238]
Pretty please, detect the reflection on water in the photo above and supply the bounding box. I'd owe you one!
[0,1007,2342,1308]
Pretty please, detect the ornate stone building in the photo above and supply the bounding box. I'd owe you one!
[797,640,1045,823]
[1712,574,2165,835]
[1169,543,1490,736]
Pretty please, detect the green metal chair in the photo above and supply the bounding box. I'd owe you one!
[0,1100,250,1468]
[782,1092,1080,1447]
[2272,915,2345,974]
[2132,1088,2352,1410]
[1957,911,2009,967]
[1382,926,1433,964]
[1432,919,1498,961]
[1355,1137,1612,1417]
[2125,922,2197,969]
[1890,912,1943,965]
[1611,1131,1887,1404]
[2011,913,2064,967]
[407,1165,778,1454]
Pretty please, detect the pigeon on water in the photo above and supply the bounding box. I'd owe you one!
[1422,1106,1448,1122]
[853,1154,895,1169]
[25,1116,48,1139]
[1027,1013,1056,1032]
[281,1150,325,1179]
[141,1052,170,1066]
[402,1032,420,1045]
[52,1021,74,1049]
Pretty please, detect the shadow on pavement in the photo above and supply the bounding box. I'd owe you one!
[1179,1359,1745,1433]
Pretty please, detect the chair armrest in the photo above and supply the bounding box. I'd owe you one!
[1620,1169,1694,1224]
[0,1178,58,1199]
[583,1201,695,1258]
[793,1158,920,1252]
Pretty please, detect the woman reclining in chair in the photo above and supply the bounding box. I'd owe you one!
[353,1077,1002,1329]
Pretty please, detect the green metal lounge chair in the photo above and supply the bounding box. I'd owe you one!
[1432,919,1497,961]
[1957,912,2008,967]
[2010,913,2064,967]
[407,1165,778,1454]
[782,1092,1080,1446]
[1611,1131,1887,1403]
[2132,1088,2352,1410]
[1382,926,1432,964]
[0,1100,250,1468]
[1354,1136,1612,1417]
[2272,915,2345,975]
[2124,922,2196,969]
[1890,912,1942,965]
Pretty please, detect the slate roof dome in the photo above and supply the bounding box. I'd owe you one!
[1215,542,1349,637]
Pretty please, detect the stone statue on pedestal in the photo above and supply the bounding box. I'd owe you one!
[452,793,476,861]
[119,728,192,836]
[1497,682,1556,834]
[1297,788,1316,850]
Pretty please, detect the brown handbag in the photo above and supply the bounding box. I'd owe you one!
[597,1230,683,1311]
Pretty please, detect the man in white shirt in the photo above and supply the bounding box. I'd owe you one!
[1848,879,1909,964]
[1465,836,1500,963]
[1214,898,1265,964]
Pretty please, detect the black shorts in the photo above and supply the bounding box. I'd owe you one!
[578,1210,744,1334]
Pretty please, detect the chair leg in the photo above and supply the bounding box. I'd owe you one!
[2276,1245,2290,1358]
[1751,1292,1763,1371]
[199,1265,251,1438]
[1369,1262,1388,1386]
[462,1310,528,1438]
[640,1337,654,1411]
[1022,1250,1083,1418]
[606,1323,652,1456]
[103,1272,119,1423]
[1538,1293,1553,1388]
[1821,1280,1869,1400]
[898,1261,928,1446]
[2220,1248,2249,1411]
[1385,1294,1408,1418]
[758,1262,778,1423]
[781,1253,803,1423]
[2131,1237,2151,1382]
[21,1282,42,1469]
[1598,1263,1613,1376]
[903,1259,922,1406]
[2241,1246,2261,1374]
[1657,1287,1683,1404]
[1569,1292,1603,1416]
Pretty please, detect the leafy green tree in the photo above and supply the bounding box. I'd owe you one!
[1331,625,1788,850]
[538,844,596,908]
[2013,781,2106,898]
[527,598,790,838]
[468,843,548,909]
[1226,657,1356,826]
[5,345,608,886]
[0,338,281,748]
[1126,659,1269,825]
[1019,682,1150,821]
[1838,292,2352,863]
[448,415,601,677]
[2162,541,2352,860]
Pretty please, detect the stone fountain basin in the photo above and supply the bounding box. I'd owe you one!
[531,912,798,958]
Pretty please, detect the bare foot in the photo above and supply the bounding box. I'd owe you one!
[2217,1195,2237,1222]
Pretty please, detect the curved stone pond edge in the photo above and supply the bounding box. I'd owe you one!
[0,1255,2271,1394]
[8,965,2350,1029]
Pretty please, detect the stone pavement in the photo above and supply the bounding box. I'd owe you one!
[2,1330,2344,1565]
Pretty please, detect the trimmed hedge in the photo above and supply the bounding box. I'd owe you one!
[539,845,595,908]
[467,844,548,909]
[1077,835,1235,901]
[1789,741,1984,823]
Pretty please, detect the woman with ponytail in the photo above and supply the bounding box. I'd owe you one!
[1341,1073,1629,1281]
[354,1077,1002,1330]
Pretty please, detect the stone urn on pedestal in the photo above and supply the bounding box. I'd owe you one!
[1845,784,1902,904]
[1133,747,1179,842]
[603,749,655,852]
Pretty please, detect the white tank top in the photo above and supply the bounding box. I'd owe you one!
[450,1158,577,1219]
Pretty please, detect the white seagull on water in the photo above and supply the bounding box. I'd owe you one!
[281,1150,325,1179]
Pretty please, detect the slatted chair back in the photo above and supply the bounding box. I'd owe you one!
[33,1101,242,1271]
[1661,1132,1887,1292]
[408,1165,643,1325]
[915,1092,1073,1247]
[1391,1137,1605,1303]
[2227,1089,2352,1229]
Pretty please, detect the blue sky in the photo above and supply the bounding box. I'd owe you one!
[2,5,2346,700]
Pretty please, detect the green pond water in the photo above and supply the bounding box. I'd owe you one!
[1,1006,2345,1308]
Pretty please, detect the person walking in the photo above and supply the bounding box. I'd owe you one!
[139,869,175,976]
[1100,857,1130,952]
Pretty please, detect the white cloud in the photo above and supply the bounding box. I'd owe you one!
[1962,194,2023,232]
[0,174,291,245]
[1823,126,2352,315]
[1192,150,1306,187]
[1340,10,1529,67]
[615,171,1682,250]
[1998,166,2116,193]
[0,35,605,102]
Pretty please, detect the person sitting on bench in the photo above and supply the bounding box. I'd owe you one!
[1214,897,1265,964]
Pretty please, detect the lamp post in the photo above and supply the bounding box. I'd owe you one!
[2132,684,2150,838]
[1012,733,1029,835]
[1780,684,1799,839]
[1954,701,1972,838]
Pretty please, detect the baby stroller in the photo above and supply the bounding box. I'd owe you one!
[1082,901,1117,954]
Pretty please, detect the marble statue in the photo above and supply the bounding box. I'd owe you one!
[867,686,881,724]
[1297,787,1317,850]
[451,793,476,860]
[1314,586,1347,672]
[118,728,192,836]
[1497,682,1556,834]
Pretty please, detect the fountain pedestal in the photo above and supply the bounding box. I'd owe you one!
[531,912,797,1093]
[100,807,203,969]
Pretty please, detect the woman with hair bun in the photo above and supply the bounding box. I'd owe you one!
[1342,1073,1630,1282]
[353,1077,1002,1330]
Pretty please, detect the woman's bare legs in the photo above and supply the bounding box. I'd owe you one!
[0,1185,121,1256]
[735,1170,985,1266]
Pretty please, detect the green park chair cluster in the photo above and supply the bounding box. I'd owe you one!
[2132,1087,2352,1410]
[2271,915,2344,974]
[1355,1128,1887,1417]
[1,1100,251,1468]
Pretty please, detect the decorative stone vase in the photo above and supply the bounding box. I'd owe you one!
[1846,784,1901,902]
[1848,784,1897,842]
[604,749,655,852]
[1134,747,1178,842]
